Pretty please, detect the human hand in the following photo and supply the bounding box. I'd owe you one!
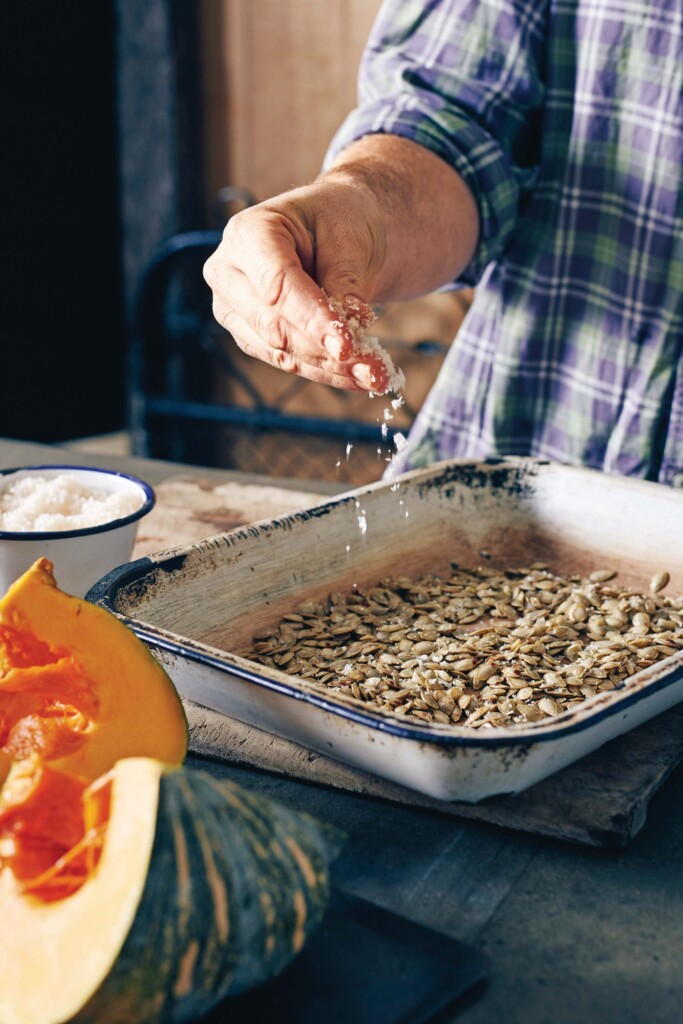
[202,179,395,393]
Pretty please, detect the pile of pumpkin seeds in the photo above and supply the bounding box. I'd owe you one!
[246,565,683,729]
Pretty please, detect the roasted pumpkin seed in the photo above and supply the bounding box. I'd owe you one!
[245,564,682,730]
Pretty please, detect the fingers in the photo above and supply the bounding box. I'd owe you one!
[211,267,330,363]
[213,298,386,392]
[205,210,355,357]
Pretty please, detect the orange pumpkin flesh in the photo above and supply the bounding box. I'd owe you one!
[0,558,188,779]
[0,749,10,787]
[0,754,110,901]
[0,758,162,1024]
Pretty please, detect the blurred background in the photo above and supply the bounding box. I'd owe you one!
[2,1,471,485]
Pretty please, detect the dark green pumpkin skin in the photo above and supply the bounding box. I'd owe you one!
[72,766,344,1024]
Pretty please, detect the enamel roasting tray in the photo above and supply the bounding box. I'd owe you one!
[87,459,683,803]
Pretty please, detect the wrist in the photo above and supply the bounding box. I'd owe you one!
[321,134,479,300]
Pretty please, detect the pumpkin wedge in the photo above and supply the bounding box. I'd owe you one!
[0,558,188,778]
[0,756,343,1024]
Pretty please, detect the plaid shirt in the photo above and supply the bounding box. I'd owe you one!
[326,0,683,485]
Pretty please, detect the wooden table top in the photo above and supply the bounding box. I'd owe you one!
[2,436,682,1024]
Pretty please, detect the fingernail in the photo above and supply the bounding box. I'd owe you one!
[324,335,344,360]
[351,363,375,388]
[344,295,374,327]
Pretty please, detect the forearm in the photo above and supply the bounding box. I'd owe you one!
[321,134,480,302]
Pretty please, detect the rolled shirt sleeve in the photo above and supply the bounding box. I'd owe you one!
[324,0,548,286]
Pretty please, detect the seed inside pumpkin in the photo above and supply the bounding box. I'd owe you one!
[0,754,109,901]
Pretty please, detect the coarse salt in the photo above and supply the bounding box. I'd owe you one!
[325,294,405,395]
[0,474,143,532]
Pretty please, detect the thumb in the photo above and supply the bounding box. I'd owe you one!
[322,288,376,334]
[317,261,376,336]
[318,263,373,311]
[314,230,375,319]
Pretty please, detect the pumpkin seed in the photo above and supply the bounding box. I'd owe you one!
[245,563,682,731]
[650,571,670,593]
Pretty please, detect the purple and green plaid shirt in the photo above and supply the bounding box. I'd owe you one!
[326,0,683,485]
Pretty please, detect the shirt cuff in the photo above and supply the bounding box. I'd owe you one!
[324,99,525,288]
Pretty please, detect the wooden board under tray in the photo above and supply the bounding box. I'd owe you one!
[183,697,683,849]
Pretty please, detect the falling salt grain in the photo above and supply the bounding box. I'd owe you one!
[381,423,388,438]
[357,515,367,535]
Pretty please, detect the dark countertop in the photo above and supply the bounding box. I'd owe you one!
[2,436,682,1024]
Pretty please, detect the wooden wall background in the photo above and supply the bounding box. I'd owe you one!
[201,0,381,206]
